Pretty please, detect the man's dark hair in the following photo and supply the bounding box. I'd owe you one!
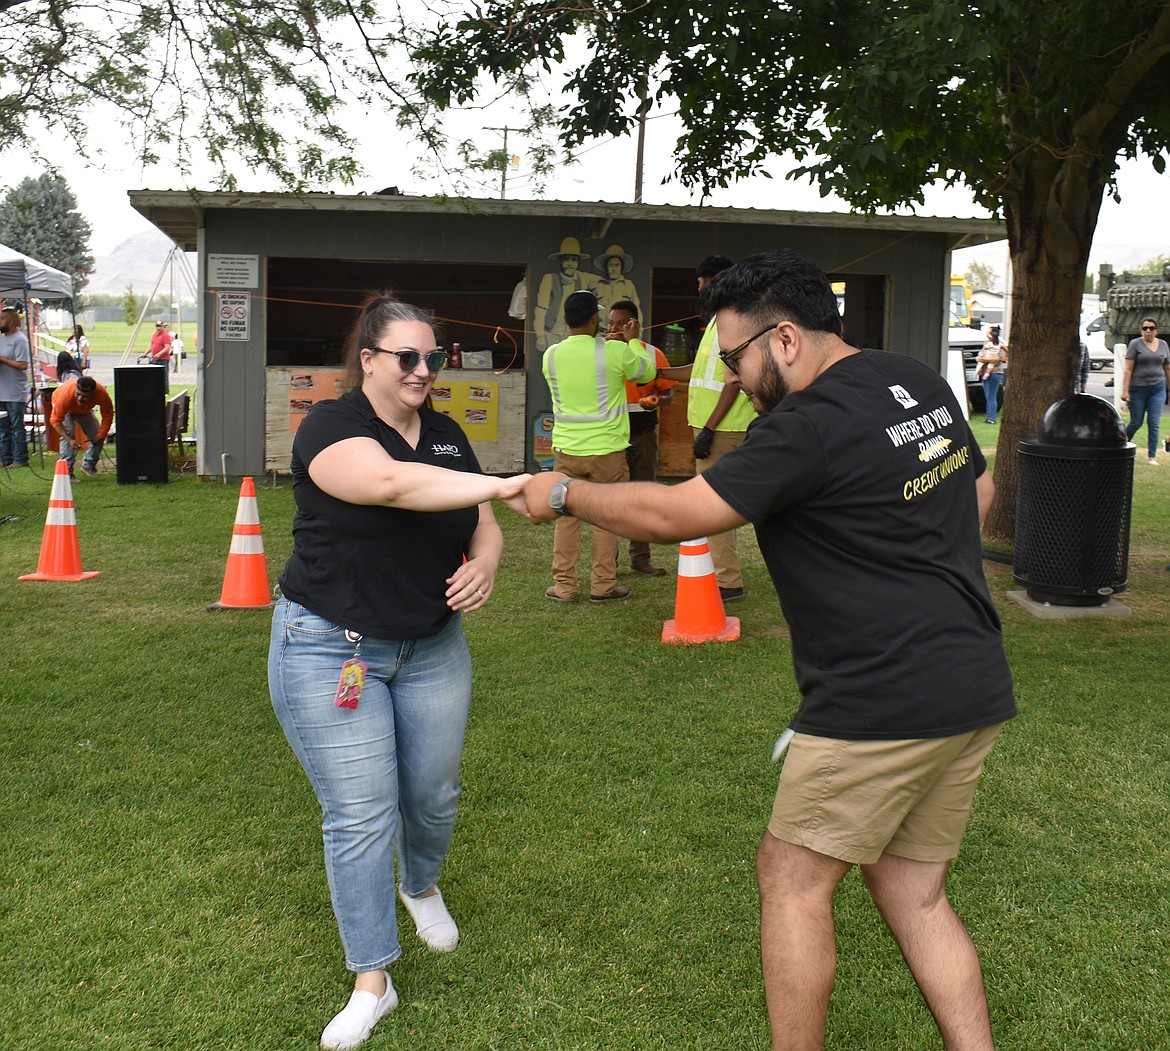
[696,255,734,280]
[77,376,97,395]
[609,298,639,319]
[564,290,600,327]
[699,251,842,336]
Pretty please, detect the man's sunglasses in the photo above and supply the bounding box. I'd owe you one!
[718,325,775,376]
[1141,325,1157,331]
[367,347,449,372]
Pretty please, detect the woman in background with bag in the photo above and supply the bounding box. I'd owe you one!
[65,325,90,370]
[977,326,1008,424]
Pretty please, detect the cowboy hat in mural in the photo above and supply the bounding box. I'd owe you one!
[547,236,591,261]
[593,244,634,273]
[534,235,599,351]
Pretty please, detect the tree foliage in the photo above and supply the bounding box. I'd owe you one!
[123,286,139,327]
[966,262,1000,293]
[1133,252,1170,273]
[0,173,95,299]
[410,0,1170,539]
[410,1,1170,204]
[0,0,451,190]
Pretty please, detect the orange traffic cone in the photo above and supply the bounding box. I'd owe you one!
[19,459,101,582]
[661,537,740,645]
[208,477,275,610]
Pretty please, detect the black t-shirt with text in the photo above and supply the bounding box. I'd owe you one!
[278,388,482,641]
[704,350,1015,740]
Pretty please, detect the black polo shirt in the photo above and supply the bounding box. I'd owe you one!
[278,388,482,640]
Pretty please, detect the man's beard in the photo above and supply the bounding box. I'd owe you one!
[747,348,791,413]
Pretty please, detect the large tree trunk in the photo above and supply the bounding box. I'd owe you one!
[983,160,1107,542]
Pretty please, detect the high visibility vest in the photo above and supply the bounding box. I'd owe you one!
[686,320,758,431]
[543,333,655,455]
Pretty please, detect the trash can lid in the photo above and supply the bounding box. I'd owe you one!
[1035,394,1128,445]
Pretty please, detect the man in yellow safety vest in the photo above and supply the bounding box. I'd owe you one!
[660,255,758,602]
[541,289,656,603]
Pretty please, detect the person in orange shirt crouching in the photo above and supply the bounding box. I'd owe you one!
[51,376,114,478]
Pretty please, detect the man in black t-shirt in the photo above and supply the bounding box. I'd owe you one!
[519,251,1014,1050]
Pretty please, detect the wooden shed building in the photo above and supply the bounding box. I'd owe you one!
[128,190,1004,478]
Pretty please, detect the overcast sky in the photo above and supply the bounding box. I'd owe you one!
[7,99,1168,278]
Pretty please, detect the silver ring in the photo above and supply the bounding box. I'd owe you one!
[476,588,485,597]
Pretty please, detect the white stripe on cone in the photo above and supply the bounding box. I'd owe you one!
[46,506,78,527]
[677,537,715,578]
[229,534,266,556]
[234,499,261,527]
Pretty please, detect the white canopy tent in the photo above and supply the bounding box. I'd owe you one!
[0,242,74,301]
[0,243,75,466]
[0,240,75,380]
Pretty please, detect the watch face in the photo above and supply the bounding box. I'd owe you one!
[550,481,567,509]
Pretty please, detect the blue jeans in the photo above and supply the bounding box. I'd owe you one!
[0,399,29,465]
[151,358,171,394]
[1125,382,1166,457]
[981,373,1004,422]
[59,412,101,473]
[269,599,471,971]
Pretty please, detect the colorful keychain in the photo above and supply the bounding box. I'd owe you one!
[334,630,367,710]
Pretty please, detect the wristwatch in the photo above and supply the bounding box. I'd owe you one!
[548,478,573,517]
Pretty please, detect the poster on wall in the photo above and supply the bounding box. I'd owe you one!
[287,371,348,432]
[430,380,500,442]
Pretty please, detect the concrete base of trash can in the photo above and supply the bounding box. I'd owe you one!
[1006,590,1132,620]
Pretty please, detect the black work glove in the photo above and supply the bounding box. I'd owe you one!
[693,427,715,460]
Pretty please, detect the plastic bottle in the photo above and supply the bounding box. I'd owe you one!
[450,341,462,369]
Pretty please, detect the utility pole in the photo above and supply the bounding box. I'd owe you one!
[485,126,513,199]
[634,92,649,204]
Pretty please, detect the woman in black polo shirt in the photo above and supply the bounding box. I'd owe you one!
[269,294,529,1050]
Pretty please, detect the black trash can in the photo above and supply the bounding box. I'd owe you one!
[1013,394,1134,605]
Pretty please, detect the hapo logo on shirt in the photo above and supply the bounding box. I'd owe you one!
[888,385,918,409]
[431,443,462,458]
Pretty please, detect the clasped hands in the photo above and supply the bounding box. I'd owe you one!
[496,472,569,524]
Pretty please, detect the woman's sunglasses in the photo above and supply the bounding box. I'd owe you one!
[367,347,449,372]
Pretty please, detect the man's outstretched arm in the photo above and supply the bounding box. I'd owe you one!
[521,472,747,543]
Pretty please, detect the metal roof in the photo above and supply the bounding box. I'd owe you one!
[128,189,1006,254]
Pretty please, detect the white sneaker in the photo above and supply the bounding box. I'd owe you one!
[320,972,398,1050]
[1150,458,1160,466]
[399,886,459,952]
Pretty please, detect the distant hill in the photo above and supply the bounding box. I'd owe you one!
[88,229,197,298]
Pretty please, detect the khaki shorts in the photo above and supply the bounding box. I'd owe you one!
[768,724,1003,865]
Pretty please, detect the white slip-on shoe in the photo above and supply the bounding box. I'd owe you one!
[320,972,398,1050]
[398,886,459,952]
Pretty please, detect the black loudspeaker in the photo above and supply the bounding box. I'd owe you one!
[114,367,168,484]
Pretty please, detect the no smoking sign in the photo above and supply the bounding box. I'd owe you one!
[216,292,251,341]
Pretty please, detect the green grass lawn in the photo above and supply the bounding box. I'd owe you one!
[1,463,1168,1049]
[43,319,193,360]
[35,319,198,440]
